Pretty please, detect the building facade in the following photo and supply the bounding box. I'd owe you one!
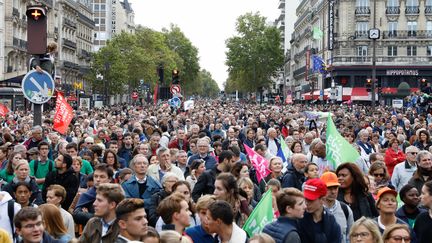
[0,0,4,82]
[288,0,432,104]
[93,0,135,51]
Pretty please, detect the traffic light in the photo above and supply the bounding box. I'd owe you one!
[366,79,372,92]
[172,69,180,84]
[26,6,47,54]
[421,78,427,88]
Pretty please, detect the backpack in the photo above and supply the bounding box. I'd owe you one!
[8,200,17,240]
[340,201,350,222]
[33,160,53,176]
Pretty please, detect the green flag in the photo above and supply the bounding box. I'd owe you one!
[326,113,360,169]
[312,26,323,40]
[242,189,274,237]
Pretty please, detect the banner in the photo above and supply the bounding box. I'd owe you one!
[244,144,271,183]
[243,189,274,237]
[53,93,74,134]
[326,114,360,169]
[312,26,323,40]
[184,100,194,110]
[0,104,10,117]
[153,84,158,105]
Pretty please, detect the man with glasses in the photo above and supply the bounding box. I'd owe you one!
[169,129,189,151]
[188,138,217,170]
[14,207,60,243]
[122,154,162,209]
[392,146,419,192]
[29,141,55,189]
[409,150,432,193]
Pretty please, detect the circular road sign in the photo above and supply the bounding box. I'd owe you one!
[170,84,181,94]
[21,70,55,104]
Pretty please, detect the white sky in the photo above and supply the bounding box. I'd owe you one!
[128,0,298,88]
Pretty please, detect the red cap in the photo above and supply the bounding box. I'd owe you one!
[304,178,328,201]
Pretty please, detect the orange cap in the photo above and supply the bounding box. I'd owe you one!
[376,187,397,202]
[320,172,340,187]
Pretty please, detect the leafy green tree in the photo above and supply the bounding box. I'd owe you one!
[198,69,220,97]
[225,12,284,92]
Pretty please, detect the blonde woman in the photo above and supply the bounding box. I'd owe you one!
[349,217,383,243]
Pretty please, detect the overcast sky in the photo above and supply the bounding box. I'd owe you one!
[128,0,298,88]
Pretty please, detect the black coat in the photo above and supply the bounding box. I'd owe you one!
[191,167,221,202]
[2,177,44,205]
[42,167,79,210]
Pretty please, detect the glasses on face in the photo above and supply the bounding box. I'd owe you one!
[352,232,370,239]
[408,152,417,155]
[388,236,411,242]
[373,173,385,177]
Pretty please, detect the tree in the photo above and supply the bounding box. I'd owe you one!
[225,12,284,92]
[198,69,220,98]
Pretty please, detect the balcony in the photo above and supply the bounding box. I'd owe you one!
[12,8,19,17]
[426,6,432,15]
[63,18,77,29]
[12,37,27,50]
[354,31,368,39]
[39,0,53,7]
[63,61,79,69]
[355,7,371,15]
[405,6,420,15]
[382,30,432,39]
[63,38,77,49]
[333,56,372,63]
[386,6,400,15]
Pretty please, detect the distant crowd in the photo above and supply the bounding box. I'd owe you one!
[0,98,431,243]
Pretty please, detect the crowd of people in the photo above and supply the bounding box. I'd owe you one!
[0,99,431,243]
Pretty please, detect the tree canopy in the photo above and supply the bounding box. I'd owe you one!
[225,12,284,92]
[89,25,219,97]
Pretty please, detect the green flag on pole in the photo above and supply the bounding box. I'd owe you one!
[312,26,323,40]
[326,113,360,169]
[242,189,274,237]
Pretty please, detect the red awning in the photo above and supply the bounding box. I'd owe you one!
[351,87,370,101]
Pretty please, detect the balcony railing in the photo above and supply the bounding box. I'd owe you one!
[63,38,77,49]
[355,7,371,15]
[426,6,432,14]
[405,6,420,14]
[354,31,369,39]
[12,8,19,17]
[12,37,27,49]
[333,56,432,64]
[63,61,79,69]
[382,30,432,39]
[63,18,77,29]
[386,6,400,14]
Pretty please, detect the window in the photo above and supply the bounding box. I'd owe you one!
[388,22,398,36]
[94,18,99,24]
[94,4,99,11]
[407,46,417,56]
[100,18,105,25]
[388,46,397,56]
[356,22,368,37]
[427,0,432,6]
[427,46,432,56]
[101,4,106,10]
[406,0,419,7]
[427,21,432,37]
[357,0,369,6]
[357,46,368,56]
[387,0,399,6]
[408,21,417,36]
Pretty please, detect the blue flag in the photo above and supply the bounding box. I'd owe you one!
[312,55,325,74]
[276,147,286,162]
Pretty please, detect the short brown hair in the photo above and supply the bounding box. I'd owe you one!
[14,207,42,229]
[276,188,304,216]
[47,184,66,203]
[116,198,145,220]
[96,183,125,204]
[382,224,410,242]
[157,192,186,224]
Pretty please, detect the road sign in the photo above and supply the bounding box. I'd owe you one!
[169,96,182,108]
[170,84,181,94]
[132,92,138,100]
[22,70,55,104]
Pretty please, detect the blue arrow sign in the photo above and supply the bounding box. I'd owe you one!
[169,96,181,108]
[21,70,55,104]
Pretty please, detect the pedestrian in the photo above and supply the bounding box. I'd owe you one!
[14,207,61,243]
[115,198,149,242]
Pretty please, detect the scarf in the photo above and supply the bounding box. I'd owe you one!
[12,175,31,184]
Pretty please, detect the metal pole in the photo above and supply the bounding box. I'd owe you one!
[371,0,377,109]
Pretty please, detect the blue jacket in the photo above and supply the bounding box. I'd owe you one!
[185,225,215,243]
[396,206,427,228]
[188,154,217,170]
[263,216,298,243]
[122,175,162,208]
[281,163,306,190]
[298,208,342,243]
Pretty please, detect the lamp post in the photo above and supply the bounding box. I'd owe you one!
[371,0,377,109]
[104,62,110,106]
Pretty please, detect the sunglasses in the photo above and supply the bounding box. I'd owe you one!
[373,173,385,177]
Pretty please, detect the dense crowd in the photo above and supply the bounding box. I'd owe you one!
[0,99,431,243]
